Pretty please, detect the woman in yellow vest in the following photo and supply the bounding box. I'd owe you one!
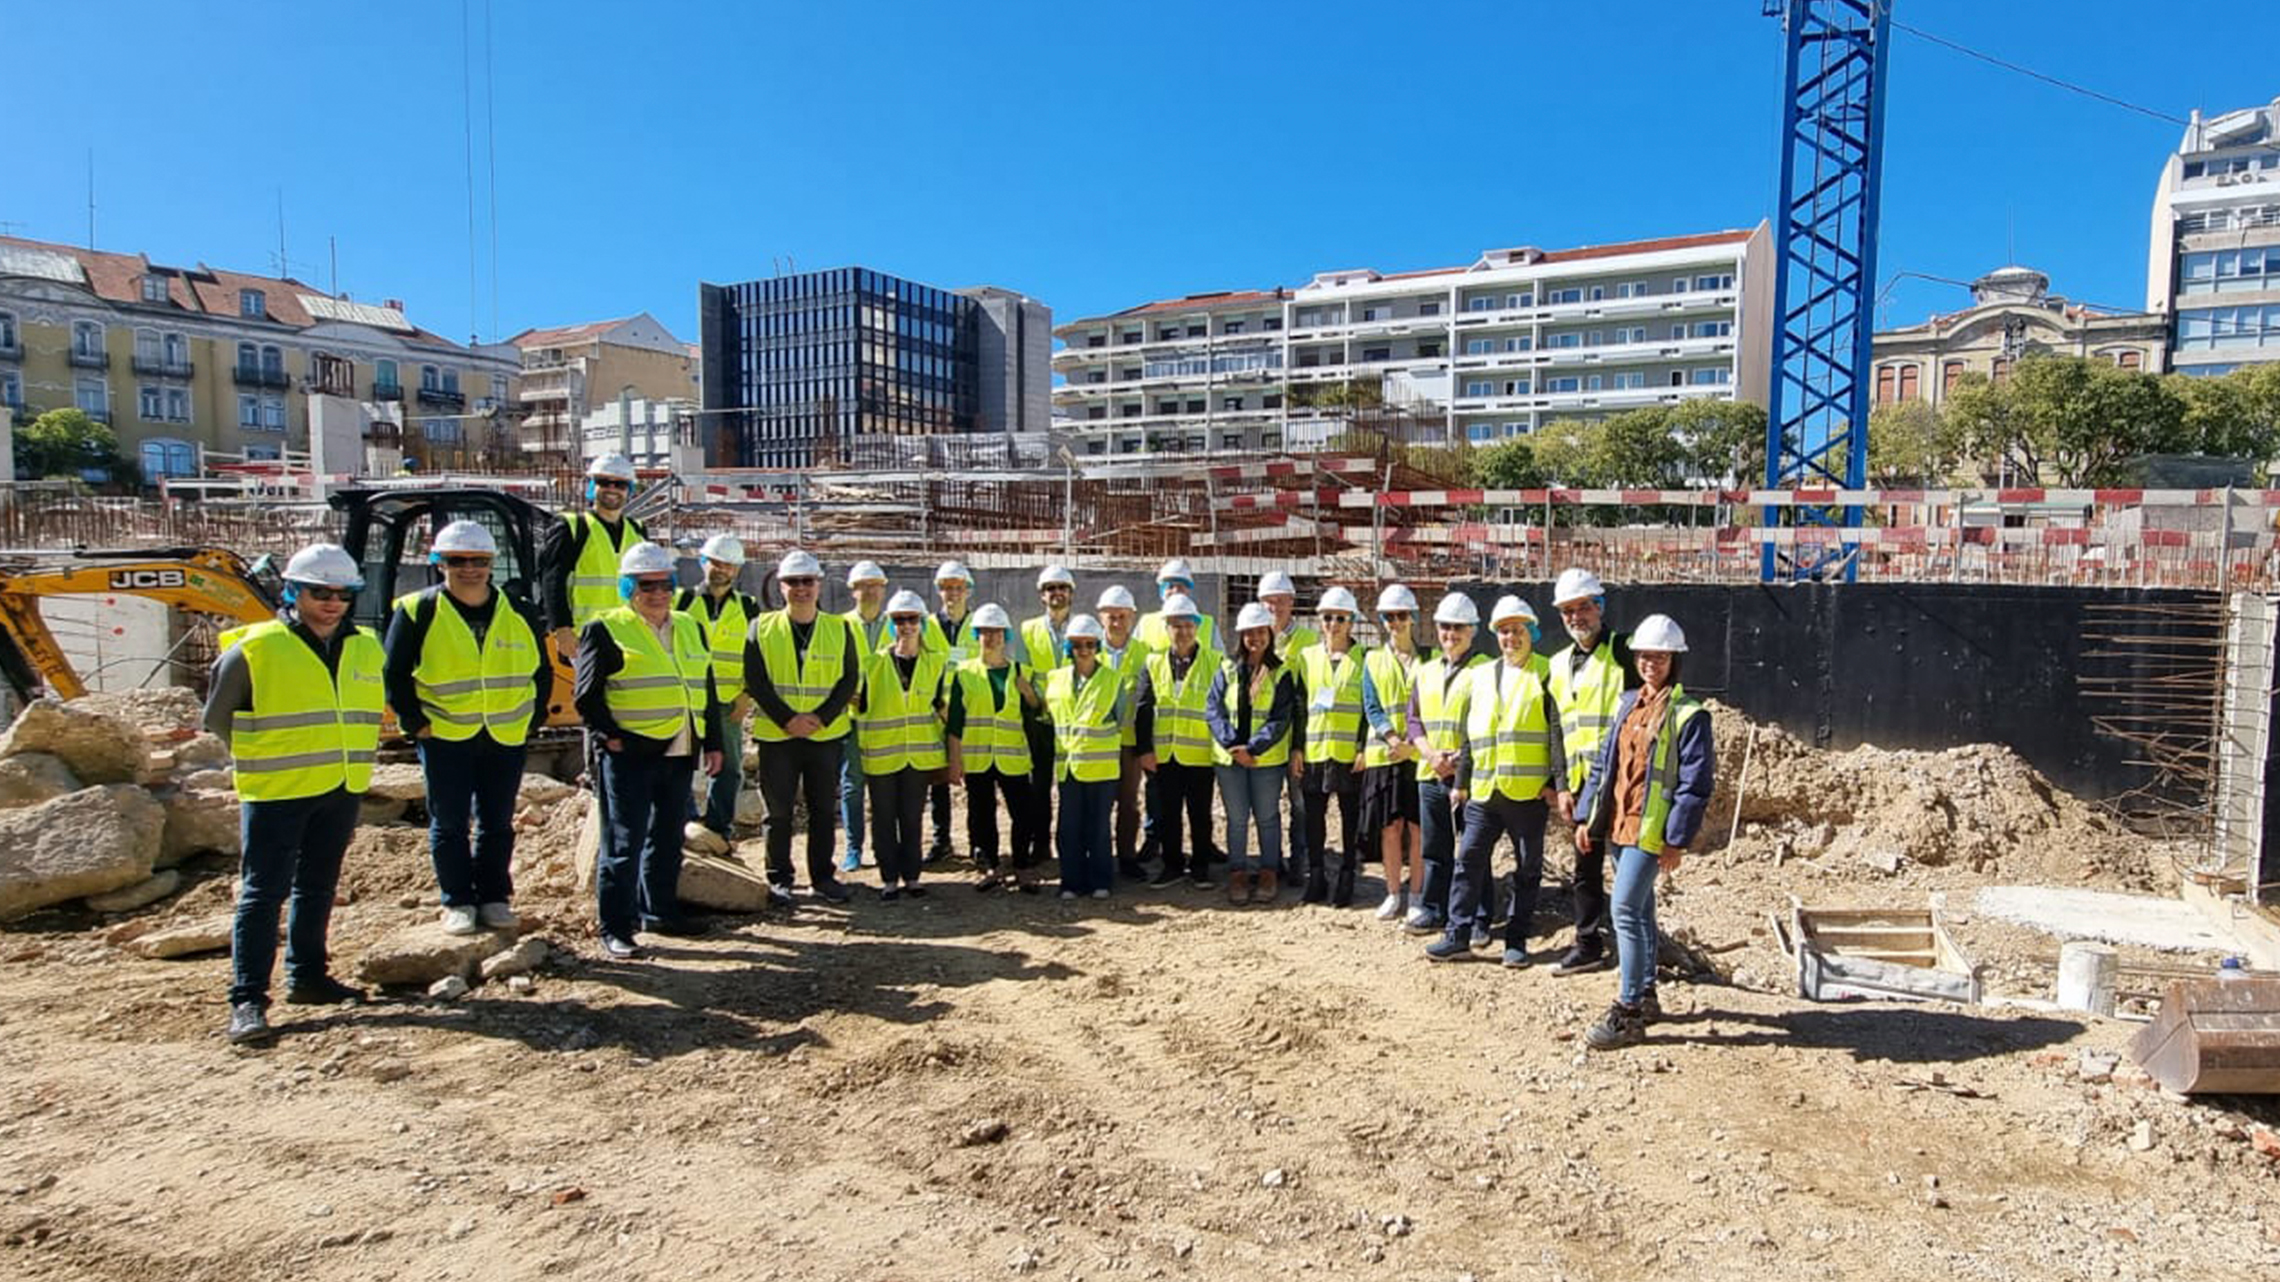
[1096,584,1152,880]
[947,603,1043,893]
[857,591,950,899]
[1206,603,1302,904]
[1133,592,1215,889]
[1357,583,1428,921]
[1426,595,1570,969]
[1393,594,1489,937]
[1044,613,1122,899]
[1296,586,1369,906]
[205,543,384,1045]
[1575,614,1712,1050]
[674,534,760,843]
[575,542,723,959]
[382,519,551,939]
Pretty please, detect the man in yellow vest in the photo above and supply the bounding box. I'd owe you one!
[1019,564,1075,873]
[205,543,384,1044]
[383,520,551,938]
[1396,593,1488,936]
[576,542,724,958]
[921,560,979,865]
[838,560,891,874]
[1257,571,1320,655]
[1044,613,1123,898]
[1136,558,1219,654]
[744,549,860,904]
[675,534,760,843]
[1096,584,1151,880]
[541,453,648,660]
[1133,592,1219,888]
[1296,586,1368,905]
[1545,567,1640,978]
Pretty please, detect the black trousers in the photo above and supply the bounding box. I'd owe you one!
[966,768,1040,872]
[868,767,931,887]
[759,737,845,890]
[1570,832,1610,950]
[1153,759,1215,880]
[927,780,954,861]
[1301,762,1362,902]
[1023,720,1056,867]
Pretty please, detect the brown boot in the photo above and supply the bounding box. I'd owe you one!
[1255,869,1280,901]
[1227,870,1250,905]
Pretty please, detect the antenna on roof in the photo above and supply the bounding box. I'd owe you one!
[275,188,288,277]
[330,235,339,296]
[85,150,96,249]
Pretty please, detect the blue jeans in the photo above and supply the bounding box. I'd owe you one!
[597,749,696,938]
[1214,763,1285,873]
[1610,844,1662,1005]
[840,744,866,863]
[418,732,525,907]
[1056,777,1116,894]
[229,786,360,1006]
[1446,795,1546,949]
[1418,775,1464,924]
[699,728,742,836]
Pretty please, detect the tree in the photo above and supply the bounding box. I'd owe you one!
[1592,406,1690,487]
[2170,364,2280,465]
[1945,355,2186,486]
[1668,400,1767,485]
[14,408,121,480]
[1867,400,1964,486]
[1527,417,1602,486]
[1473,436,1546,489]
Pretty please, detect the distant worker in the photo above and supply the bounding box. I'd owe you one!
[1044,613,1122,899]
[745,550,860,905]
[1020,565,1077,875]
[577,541,724,958]
[208,543,382,1045]
[1393,594,1488,938]
[542,453,647,659]
[1136,558,1218,654]
[1208,602,1301,905]
[921,561,981,866]
[1360,584,1427,921]
[382,519,551,938]
[1134,591,1215,889]
[1296,586,1368,905]
[1257,571,1319,655]
[856,591,950,899]
[947,603,1043,892]
[1096,584,1152,880]
[675,535,760,845]
[1545,568,1640,979]
[838,561,892,874]
[1574,614,1712,1051]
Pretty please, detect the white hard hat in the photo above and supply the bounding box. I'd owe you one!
[1156,557,1195,584]
[1066,613,1106,642]
[1632,613,1688,653]
[1490,595,1539,629]
[619,542,676,577]
[886,589,928,617]
[699,534,746,566]
[1096,585,1136,613]
[283,543,363,589]
[1433,594,1482,627]
[1376,584,1420,614]
[586,453,636,482]
[776,550,822,579]
[1235,602,1275,633]
[847,560,887,587]
[431,520,496,556]
[1316,586,1360,616]
[1552,568,1605,607]
[1037,564,1075,589]
[935,560,973,585]
[1258,570,1297,599]
[1160,592,1200,620]
[970,603,1013,631]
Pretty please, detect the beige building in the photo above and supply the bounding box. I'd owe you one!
[1870,266,2167,409]
[507,314,697,465]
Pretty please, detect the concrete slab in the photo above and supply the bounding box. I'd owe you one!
[1975,886,2239,954]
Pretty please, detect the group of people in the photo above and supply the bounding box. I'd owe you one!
[209,453,1713,1053]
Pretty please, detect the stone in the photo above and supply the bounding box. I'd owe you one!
[364,763,427,803]
[517,774,577,806]
[0,784,166,920]
[734,788,766,830]
[75,687,203,732]
[123,913,234,959]
[958,1118,1010,1147]
[0,753,82,810]
[172,734,230,771]
[0,699,150,783]
[506,974,534,994]
[370,1058,413,1083]
[428,975,469,1001]
[158,782,239,867]
[1381,1215,1412,1238]
[478,936,550,981]
[2127,1120,2156,1153]
[2077,1051,2120,1084]
[2250,1126,2280,1160]
[574,797,602,892]
[1861,849,1905,876]
[356,922,517,987]
[1260,1168,1287,1189]
[683,822,730,857]
[85,869,182,913]
[678,852,772,913]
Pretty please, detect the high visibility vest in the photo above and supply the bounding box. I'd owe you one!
[1136,610,1216,656]
[1102,636,1151,749]
[1361,645,1436,770]
[1212,658,1296,768]
[843,608,892,654]
[922,610,981,666]
[1142,646,1215,767]
[856,649,946,774]
[676,587,757,705]
[1044,664,1122,783]
[562,512,646,629]
[228,621,384,802]
[598,608,709,742]
[1636,689,1708,856]
[395,588,539,746]
[1298,642,1369,765]
[1277,622,1321,658]
[751,610,855,742]
[1549,634,1628,792]
[1020,614,1069,675]
[950,658,1031,776]
[1412,652,1490,782]
[1465,660,1555,803]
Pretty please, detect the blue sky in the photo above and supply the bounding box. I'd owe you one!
[7,1,2269,345]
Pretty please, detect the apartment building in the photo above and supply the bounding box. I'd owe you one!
[0,234,518,479]
[1049,289,1290,454]
[506,313,696,465]
[2147,98,2280,375]
[1873,266,2166,408]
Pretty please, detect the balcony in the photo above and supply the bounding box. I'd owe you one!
[131,355,195,378]
[371,383,403,402]
[416,386,466,410]
[233,364,291,390]
[0,339,21,361]
[68,348,110,370]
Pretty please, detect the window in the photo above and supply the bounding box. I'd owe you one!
[442,369,460,394]
[237,341,258,372]
[1943,360,1965,395]
[1263,317,1282,331]
[1672,324,1688,340]
[1991,357,2011,384]
[141,275,168,303]
[165,387,189,421]
[75,377,107,416]
[1223,319,1245,334]
[1585,375,1603,392]
[1417,341,1442,358]
[1157,327,1178,342]
[72,321,104,358]
[1689,368,1733,386]
[1616,281,1649,299]
[1157,401,1180,414]
[424,416,461,443]
[375,358,399,392]
[1360,347,1391,363]
[1086,371,1106,385]
[1876,366,1896,403]
[1612,372,1646,390]
[2116,350,2143,370]
[420,364,441,391]
[1584,331,1604,347]
[1588,286,1605,301]
[261,396,286,429]
[1185,398,1205,414]
[0,371,19,409]
[163,332,188,366]
[1262,394,1282,410]
[1223,396,1243,412]
[135,329,162,365]
[1086,334,1106,348]
[1672,278,1689,293]
[1086,406,1106,420]
[1506,378,1531,396]
[245,444,281,461]
[1085,439,1106,455]
[1465,338,1495,355]
[1544,376,1581,393]
[1468,297,1498,312]
[1545,288,1582,305]
[1547,333,1582,349]
[1361,306,1385,322]
[140,438,195,479]
[1509,293,1532,309]
[261,344,283,375]
[239,289,265,318]
[239,394,260,427]
[1694,273,1735,291]
[1465,380,1494,397]
[1120,404,1142,418]
[0,311,14,350]
[1898,365,1919,401]
[139,385,164,419]
[1184,325,1205,338]
[1419,301,1441,316]
[1262,431,1283,449]
[1692,320,1734,338]
[1467,423,1497,443]
[1504,336,1532,353]
[1220,433,1243,450]
[1120,331,1142,345]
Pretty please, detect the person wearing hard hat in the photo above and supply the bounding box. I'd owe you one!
[920,561,981,867]
[1295,587,1369,905]
[1574,614,1712,1050]
[1133,591,1215,888]
[837,561,892,875]
[541,453,647,661]
[1095,584,1153,879]
[1257,571,1319,656]
[1136,558,1218,655]
[855,591,951,899]
[1259,572,1320,896]
[1357,584,1428,920]
[675,535,761,844]
[206,543,384,1044]
[1426,595,1571,969]
[382,519,552,939]
[577,542,726,957]
[947,603,1044,892]
[1019,565,1077,875]
[1545,568,1641,978]
[1392,593,1491,937]
[1207,602,1303,904]
[1043,613,1122,899]
[741,549,859,905]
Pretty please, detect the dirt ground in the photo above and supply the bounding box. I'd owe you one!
[4,718,2280,1282]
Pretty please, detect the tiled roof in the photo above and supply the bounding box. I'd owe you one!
[1114,290,1284,318]
[1537,228,1755,264]
[507,317,635,349]
[0,232,434,337]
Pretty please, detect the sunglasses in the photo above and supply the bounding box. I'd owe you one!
[1322,614,1353,624]
[299,585,356,603]
[1381,611,1413,622]
[441,555,492,568]
[631,579,674,594]
[892,615,922,625]
[780,577,819,588]
[593,478,630,491]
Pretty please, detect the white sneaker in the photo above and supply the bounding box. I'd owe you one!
[1058,890,1079,901]
[440,905,480,936]
[478,902,518,930]
[1374,894,1407,922]
[1401,905,1437,934]
[1091,889,1110,900]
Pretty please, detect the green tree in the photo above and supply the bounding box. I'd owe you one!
[2170,364,2280,464]
[1528,417,1603,485]
[1591,406,1690,487]
[1473,436,1546,489]
[1946,355,2186,486]
[1668,399,1768,485]
[1867,400,1964,486]
[14,408,121,480]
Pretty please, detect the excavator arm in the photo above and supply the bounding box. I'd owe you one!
[0,548,279,701]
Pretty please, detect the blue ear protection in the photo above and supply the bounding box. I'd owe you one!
[618,575,637,600]
[281,582,300,606]
[587,478,638,504]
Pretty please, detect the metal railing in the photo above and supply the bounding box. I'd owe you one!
[232,364,291,389]
[130,355,195,378]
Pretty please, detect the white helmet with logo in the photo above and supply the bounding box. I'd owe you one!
[1490,595,1539,628]
[586,453,636,482]
[1375,584,1419,614]
[699,534,746,566]
[284,543,364,588]
[846,560,887,587]
[776,550,822,579]
[1433,594,1481,627]
[1096,584,1136,613]
[971,603,1013,631]
[886,589,928,617]
[1258,570,1297,599]
[430,520,496,557]
[1235,602,1275,633]
[619,542,676,577]
[1632,613,1688,653]
[935,560,973,585]
[1552,568,1605,607]
[1316,586,1360,616]
[1037,564,1075,589]
[1160,592,1200,620]
[1156,557,1195,584]
[1065,613,1106,642]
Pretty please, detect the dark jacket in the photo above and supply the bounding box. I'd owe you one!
[537,510,646,632]
[1204,652,1304,759]
[381,585,554,740]
[1574,687,1715,851]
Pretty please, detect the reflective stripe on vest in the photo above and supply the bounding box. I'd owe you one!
[1212,658,1295,768]
[752,610,855,741]
[1360,645,1434,770]
[1466,660,1554,802]
[1143,647,1216,767]
[922,612,979,666]
[401,589,539,746]
[677,588,753,705]
[857,650,946,774]
[1277,622,1320,658]
[1637,689,1706,856]
[1045,665,1122,783]
[1020,615,1068,674]
[950,658,1032,776]
[1550,636,1627,793]
[599,609,708,741]
[564,512,644,629]
[1408,652,1486,781]
[229,621,385,801]
[1299,642,1368,765]
[1102,638,1149,748]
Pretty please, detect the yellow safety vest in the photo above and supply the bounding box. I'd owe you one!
[395,588,539,746]
[1298,642,1369,766]
[1361,645,1436,770]
[562,512,646,629]
[1020,614,1070,675]
[843,607,893,654]
[1102,636,1151,749]
[598,609,709,742]
[1466,659,1555,803]
[1277,622,1320,657]
[751,610,855,742]
[1636,690,1707,855]
[1142,646,1214,767]
[1212,658,1296,768]
[950,658,1031,776]
[1411,652,1489,782]
[1044,664,1122,783]
[921,611,980,666]
[676,588,756,705]
[1136,610,1216,655]
[857,649,946,774]
[228,621,384,802]
[1549,635,1629,792]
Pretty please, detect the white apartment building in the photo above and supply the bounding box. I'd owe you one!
[2147,98,2280,376]
[1052,226,1773,454]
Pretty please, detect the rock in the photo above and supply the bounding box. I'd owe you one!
[1861,849,1905,876]
[506,974,534,994]
[734,788,766,830]
[0,784,166,919]
[2249,1126,2280,1160]
[2077,1051,2120,1084]
[517,774,576,806]
[0,698,149,783]
[1381,1214,1412,1237]
[370,1058,412,1082]
[85,869,182,913]
[678,852,772,913]
[958,1118,1010,1147]
[428,975,470,1000]
[574,797,602,892]
[359,797,410,826]
[683,822,730,857]
[74,687,203,732]
[172,734,230,771]
[158,782,240,866]
[1260,1168,1287,1189]
[123,913,233,959]
[364,763,427,803]
[478,936,550,981]
[0,753,82,810]
[2127,1120,2156,1152]
[357,922,517,987]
